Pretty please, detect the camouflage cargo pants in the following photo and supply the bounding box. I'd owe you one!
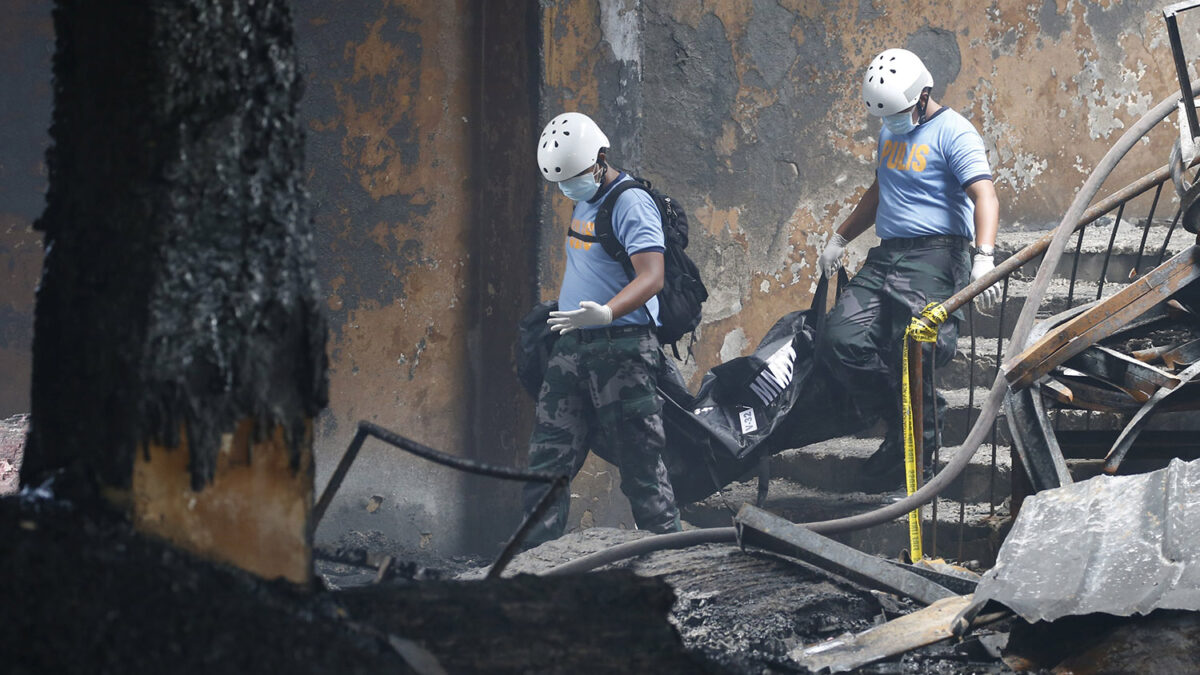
[522,326,680,546]
[817,235,970,452]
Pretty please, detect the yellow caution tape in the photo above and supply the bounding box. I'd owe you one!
[900,302,948,562]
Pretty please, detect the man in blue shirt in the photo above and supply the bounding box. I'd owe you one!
[816,48,1001,491]
[522,112,680,546]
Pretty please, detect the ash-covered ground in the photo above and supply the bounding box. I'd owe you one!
[454,528,1015,674]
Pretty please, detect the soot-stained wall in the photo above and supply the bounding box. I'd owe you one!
[295,0,540,556]
[536,0,1200,533]
[0,0,52,419]
[295,0,476,556]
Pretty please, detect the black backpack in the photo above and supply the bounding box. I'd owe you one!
[568,175,708,357]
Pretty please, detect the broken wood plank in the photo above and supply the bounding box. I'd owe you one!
[734,505,957,606]
[1063,344,1180,399]
[1052,376,1145,411]
[1005,386,1073,492]
[1163,337,1200,370]
[1105,359,1200,474]
[1130,343,1172,363]
[791,594,981,673]
[1005,246,1200,390]
[1041,378,1074,405]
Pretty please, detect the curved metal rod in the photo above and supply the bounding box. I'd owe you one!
[542,86,1200,577]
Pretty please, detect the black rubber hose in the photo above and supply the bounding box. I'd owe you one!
[542,85,1197,578]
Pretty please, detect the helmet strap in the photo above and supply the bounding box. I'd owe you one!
[916,88,931,124]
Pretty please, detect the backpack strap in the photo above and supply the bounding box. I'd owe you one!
[565,179,657,327]
[565,179,645,278]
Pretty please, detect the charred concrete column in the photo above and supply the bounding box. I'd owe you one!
[465,0,542,547]
[25,0,327,584]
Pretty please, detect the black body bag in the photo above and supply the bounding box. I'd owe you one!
[514,269,873,506]
[657,269,875,505]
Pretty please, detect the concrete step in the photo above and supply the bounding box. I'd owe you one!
[940,387,1200,447]
[958,275,1114,337]
[679,477,1010,566]
[941,336,1003,390]
[810,387,1196,456]
[940,387,1010,447]
[770,435,1011,504]
[996,218,1191,285]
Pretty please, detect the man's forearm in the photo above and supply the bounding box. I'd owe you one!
[967,179,999,251]
[835,181,880,242]
[605,250,664,320]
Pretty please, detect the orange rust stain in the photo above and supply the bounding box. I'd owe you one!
[542,1,604,114]
[701,0,751,43]
[132,420,314,585]
[367,220,392,250]
[328,3,471,207]
[714,120,739,160]
[320,0,476,471]
[691,197,743,239]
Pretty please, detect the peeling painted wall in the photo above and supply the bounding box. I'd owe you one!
[537,0,1200,533]
[296,0,480,555]
[295,0,540,557]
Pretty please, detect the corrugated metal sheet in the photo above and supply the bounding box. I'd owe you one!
[970,458,1200,623]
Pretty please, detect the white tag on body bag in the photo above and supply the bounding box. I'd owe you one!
[738,407,758,435]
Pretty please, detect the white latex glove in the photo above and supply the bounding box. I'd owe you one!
[971,253,1001,311]
[818,232,849,278]
[547,300,613,334]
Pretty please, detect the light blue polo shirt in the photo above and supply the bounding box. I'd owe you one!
[875,107,992,240]
[559,173,664,327]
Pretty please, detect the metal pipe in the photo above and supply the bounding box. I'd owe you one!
[907,335,926,556]
[488,475,567,578]
[311,420,567,577]
[1067,225,1086,307]
[1097,204,1124,299]
[1133,183,1163,277]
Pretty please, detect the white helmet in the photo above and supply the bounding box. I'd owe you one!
[536,112,610,182]
[862,48,933,117]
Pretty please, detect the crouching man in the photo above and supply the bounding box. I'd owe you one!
[522,112,681,546]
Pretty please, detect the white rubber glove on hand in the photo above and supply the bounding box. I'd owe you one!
[547,300,613,334]
[971,253,1001,311]
[818,233,849,279]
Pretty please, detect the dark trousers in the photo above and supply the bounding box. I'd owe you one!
[817,235,970,454]
[522,326,680,546]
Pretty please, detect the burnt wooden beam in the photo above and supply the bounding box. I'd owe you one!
[1104,360,1200,474]
[734,505,957,605]
[1049,376,1144,412]
[1063,345,1180,400]
[1004,387,1073,492]
[1163,337,1200,370]
[28,0,328,584]
[1004,246,1200,390]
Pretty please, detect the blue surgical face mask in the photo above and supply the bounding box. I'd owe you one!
[558,169,601,201]
[883,109,917,135]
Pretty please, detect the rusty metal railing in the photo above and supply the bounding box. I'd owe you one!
[918,111,1196,560]
[313,420,568,579]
